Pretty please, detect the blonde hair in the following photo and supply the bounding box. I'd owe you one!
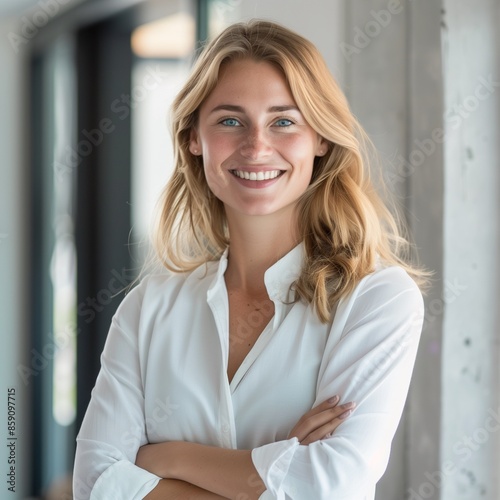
[153,19,427,322]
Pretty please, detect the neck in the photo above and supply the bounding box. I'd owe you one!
[224,208,300,295]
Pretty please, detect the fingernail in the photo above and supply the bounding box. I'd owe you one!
[328,395,339,404]
[339,409,352,419]
[342,401,356,409]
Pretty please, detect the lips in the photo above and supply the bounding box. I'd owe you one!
[230,169,285,181]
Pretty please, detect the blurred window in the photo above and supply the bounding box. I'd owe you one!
[130,12,195,261]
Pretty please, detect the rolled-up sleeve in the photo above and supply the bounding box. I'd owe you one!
[252,267,424,499]
[73,280,161,499]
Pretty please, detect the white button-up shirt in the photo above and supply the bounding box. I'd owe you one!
[73,244,424,500]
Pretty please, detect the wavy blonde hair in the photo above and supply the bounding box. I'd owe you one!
[153,19,427,322]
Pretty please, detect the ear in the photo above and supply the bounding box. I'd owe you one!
[315,136,329,157]
[189,128,202,156]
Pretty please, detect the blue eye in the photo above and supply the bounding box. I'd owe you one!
[275,118,293,127]
[221,118,241,127]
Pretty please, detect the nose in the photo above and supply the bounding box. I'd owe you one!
[239,126,273,161]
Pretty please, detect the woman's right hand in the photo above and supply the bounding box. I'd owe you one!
[287,396,356,445]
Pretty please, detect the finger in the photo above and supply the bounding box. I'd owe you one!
[300,405,355,445]
[288,396,340,439]
[306,396,341,417]
[300,401,355,434]
[287,396,340,440]
[290,401,355,442]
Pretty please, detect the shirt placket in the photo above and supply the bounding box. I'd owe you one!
[207,277,238,449]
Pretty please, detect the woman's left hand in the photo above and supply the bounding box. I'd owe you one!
[287,396,356,445]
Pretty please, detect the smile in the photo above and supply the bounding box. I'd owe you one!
[230,169,284,181]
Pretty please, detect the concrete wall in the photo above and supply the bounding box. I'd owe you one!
[440,1,500,499]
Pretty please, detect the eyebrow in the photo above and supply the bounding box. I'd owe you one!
[209,104,300,114]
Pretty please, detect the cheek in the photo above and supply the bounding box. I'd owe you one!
[202,132,236,156]
[281,138,317,179]
[200,134,238,195]
[202,135,233,165]
[280,134,318,160]
[203,165,225,197]
[203,155,230,200]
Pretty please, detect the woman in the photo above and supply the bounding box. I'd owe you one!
[74,20,426,499]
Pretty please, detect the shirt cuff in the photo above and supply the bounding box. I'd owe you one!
[252,437,299,498]
[90,460,161,500]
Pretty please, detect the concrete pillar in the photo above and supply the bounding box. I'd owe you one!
[440,1,500,498]
[404,1,445,498]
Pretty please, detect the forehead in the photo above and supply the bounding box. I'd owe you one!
[201,59,296,109]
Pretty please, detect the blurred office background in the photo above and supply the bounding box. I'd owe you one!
[0,0,498,499]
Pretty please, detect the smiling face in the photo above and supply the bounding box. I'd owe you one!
[189,59,327,220]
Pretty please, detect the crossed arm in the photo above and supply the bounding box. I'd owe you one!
[136,397,355,499]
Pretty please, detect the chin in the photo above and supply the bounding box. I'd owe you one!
[230,200,298,219]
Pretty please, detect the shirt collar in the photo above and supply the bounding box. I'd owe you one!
[208,243,304,303]
[264,243,304,302]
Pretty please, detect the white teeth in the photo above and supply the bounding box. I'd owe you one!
[232,170,282,180]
